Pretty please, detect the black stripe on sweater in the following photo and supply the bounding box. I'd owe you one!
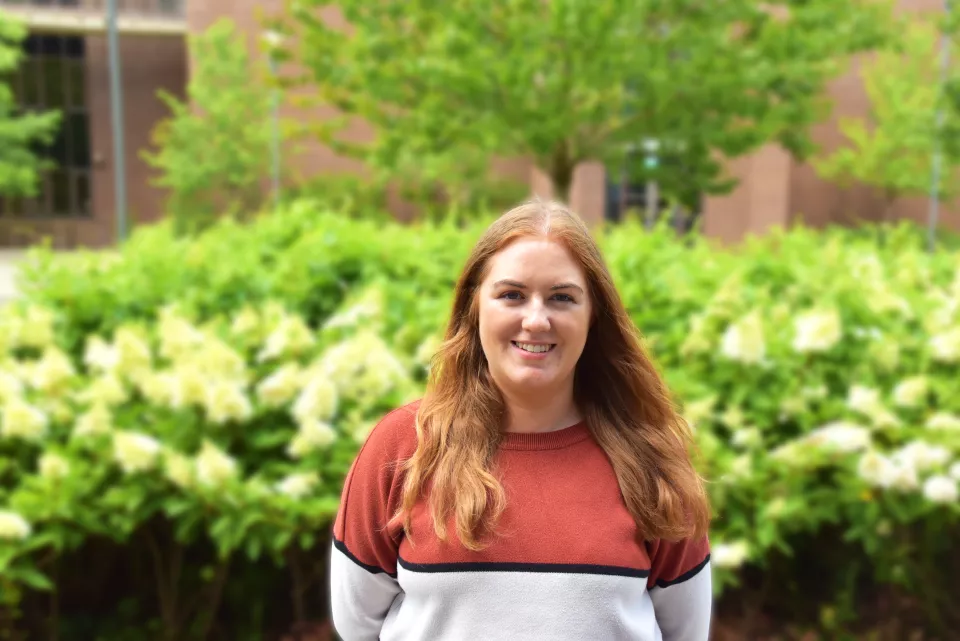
[334,538,398,578]
[397,556,651,579]
[649,553,711,590]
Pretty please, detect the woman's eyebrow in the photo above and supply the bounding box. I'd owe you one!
[492,279,583,294]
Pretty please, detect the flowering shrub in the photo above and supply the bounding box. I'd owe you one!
[0,277,424,639]
[2,201,960,637]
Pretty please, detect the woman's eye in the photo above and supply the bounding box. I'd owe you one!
[552,294,574,303]
[500,291,523,300]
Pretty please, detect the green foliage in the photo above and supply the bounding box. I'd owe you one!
[3,200,960,637]
[281,0,895,207]
[815,17,957,220]
[141,18,279,235]
[0,12,61,197]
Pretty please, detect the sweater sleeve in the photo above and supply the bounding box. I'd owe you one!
[329,406,416,641]
[647,535,713,641]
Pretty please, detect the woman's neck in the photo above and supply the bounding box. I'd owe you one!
[500,388,581,434]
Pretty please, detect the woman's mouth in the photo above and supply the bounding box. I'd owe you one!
[511,341,555,354]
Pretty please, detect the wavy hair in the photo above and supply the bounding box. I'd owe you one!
[393,199,710,551]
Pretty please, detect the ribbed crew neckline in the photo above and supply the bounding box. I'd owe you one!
[499,421,591,451]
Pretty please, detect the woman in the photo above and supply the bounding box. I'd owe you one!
[330,199,712,641]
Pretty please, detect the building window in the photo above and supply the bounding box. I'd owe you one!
[0,33,91,219]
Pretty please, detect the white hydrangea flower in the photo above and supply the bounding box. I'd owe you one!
[0,368,24,401]
[28,348,76,392]
[871,408,902,429]
[865,288,913,319]
[778,396,807,421]
[169,366,208,409]
[930,328,960,363]
[1,398,48,441]
[39,398,73,425]
[323,288,384,331]
[316,332,409,403]
[805,421,871,453]
[927,413,960,431]
[846,386,900,428]
[204,382,253,425]
[894,441,951,472]
[770,440,803,464]
[84,336,119,373]
[868,340,900,371]
[194,339,248,384]
[287,419,337,458]
[858,450,898,487]
[73,404,112,438]
[113,431,162,474]
[922,475,958,504]
[258,315,316,362]
[682,397,716,430]
[113,327,153,378]
[0,510,31,541]
[292,377,338,424]
[850,254,884,282]
[719,311,765,365]
[164,451,194,490]
[888,462,920,491]
[847,385,882,415]
[137,372,178,407]
[38,453,70,480]
[727,454,753,479]
[17,306,55,349]
[256,364,303,408]
[711,541,749,569]
[949,461,960,481]
[196,441,239,487]
[80,374,128,407]
[731,427,761,449]
[230,307,261,337]
[792,308,842,353]
[276,471,319,498]
[679,317,712,356]
[926,294,958,333]
[158,312,205,362]
[802,384,829,400]
[892,376,928,409]
[415,334,443,368]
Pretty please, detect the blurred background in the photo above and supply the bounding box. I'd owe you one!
[0,0,959,639]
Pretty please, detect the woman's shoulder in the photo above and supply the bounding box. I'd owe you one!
[354,399,422,466]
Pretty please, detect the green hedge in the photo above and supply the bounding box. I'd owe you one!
[2,200,959,638]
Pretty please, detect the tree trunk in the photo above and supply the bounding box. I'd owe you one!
[877,191,897,247]
[547,141,574,204]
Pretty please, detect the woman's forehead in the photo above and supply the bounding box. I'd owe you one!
[484,238,586,282]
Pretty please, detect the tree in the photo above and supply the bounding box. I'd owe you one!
[815,18,957,226]
[142,19,280,235]
[0,12,61,197]
[280,0,895,209]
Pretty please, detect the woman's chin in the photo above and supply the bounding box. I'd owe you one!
[501,368,560,392]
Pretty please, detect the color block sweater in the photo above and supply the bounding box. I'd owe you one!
[330,401,713,641]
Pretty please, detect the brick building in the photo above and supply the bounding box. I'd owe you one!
[0,0,957,248]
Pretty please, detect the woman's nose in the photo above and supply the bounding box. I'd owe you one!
[521,302,550,332]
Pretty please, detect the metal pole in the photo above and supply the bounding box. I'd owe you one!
[269,55,281,211]
[106,0,127,242]
[928,0,952,253]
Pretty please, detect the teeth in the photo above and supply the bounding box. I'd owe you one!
[515,342,552,353]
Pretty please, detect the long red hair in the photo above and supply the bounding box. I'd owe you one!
[394,199,710,551]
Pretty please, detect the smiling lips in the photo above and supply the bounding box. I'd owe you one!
[511,341,556,358]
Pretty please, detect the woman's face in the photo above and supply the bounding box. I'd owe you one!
[477,237,592,398]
